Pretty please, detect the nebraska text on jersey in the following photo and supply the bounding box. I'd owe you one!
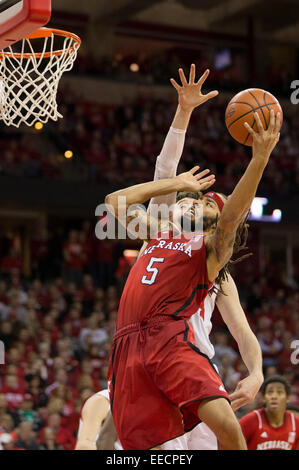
[141,234,204,259]
[257,440,292,450]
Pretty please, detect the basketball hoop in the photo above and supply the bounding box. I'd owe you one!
[0,27,81,127]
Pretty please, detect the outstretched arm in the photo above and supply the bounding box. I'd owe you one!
[105,166,215,240]
[149,65,218,210]
[206,110,281,281]
[216,274,263,411]
[138,66,217,255]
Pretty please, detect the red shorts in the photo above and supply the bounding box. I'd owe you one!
[108,317,230,450]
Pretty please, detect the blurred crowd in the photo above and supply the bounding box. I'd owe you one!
[74,49,247,91]
[0,89,298,199]
[0,220,298,450]
[74,48,292,98]
[0,57,298,449]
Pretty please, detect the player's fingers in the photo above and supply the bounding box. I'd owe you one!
[268,109,275,132]
[254,112,264,133]
[231,398,247,411]
[179,68,188,86]
[194,168,210,178]
[201,90,219,103]
[189,165,200,175]
[201,180,216,190]
[244,122,255,135]
[196,68,210,86]
[196,175,215,184]
[196,172,214,181]
[229,389,244,401]
[189,63,196,84]
[274,112,281,134]
[170,78,181,91]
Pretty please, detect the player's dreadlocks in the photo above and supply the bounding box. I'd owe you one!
[176,191,251,294]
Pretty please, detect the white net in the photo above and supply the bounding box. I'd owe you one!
[0,29,81,127]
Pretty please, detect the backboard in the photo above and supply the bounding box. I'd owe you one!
[0,0,51,50]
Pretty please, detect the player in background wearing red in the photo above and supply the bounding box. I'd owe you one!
[239,376,299,450]
[105,90,280,449]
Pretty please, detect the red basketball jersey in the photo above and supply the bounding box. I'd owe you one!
[116,231,212,329]
[239,408,299,450]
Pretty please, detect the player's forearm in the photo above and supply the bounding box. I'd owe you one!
[75,439,97,450]
[217,275,263,379]
[218,157,268,233]
[235,328,263,379]
[149,123,186,210]
[171,104,193,130]
[105,177,183,213]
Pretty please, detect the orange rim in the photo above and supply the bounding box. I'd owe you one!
[0,27,81,59]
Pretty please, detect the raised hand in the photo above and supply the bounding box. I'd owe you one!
[244,109,281,162]
[175,166,215,193]
[170,64,219,112]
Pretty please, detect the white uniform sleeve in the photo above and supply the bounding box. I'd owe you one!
[97,389,110,401]
[148,126,186,212]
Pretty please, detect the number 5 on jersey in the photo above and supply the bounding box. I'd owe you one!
[141,257,165,285]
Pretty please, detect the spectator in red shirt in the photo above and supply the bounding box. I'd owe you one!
[52,385,74,416]
[80,274,95,304]
[63,230,85,287]
[46,369,68,397]
[38,426,62,450]
[0,374,26,411]
[46,412,75,450]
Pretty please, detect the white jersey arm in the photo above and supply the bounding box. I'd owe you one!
[148,126,186,210]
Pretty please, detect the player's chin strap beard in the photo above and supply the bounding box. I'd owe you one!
[203,213,218,233]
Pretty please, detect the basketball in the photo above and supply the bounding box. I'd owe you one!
[225,88,283,146]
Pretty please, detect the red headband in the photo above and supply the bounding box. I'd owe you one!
[203,192,225,212]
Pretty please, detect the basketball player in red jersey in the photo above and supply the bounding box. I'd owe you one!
[138,65,264,450]
[239,376,299,450]
[105,98,280,449]
[145,64,264,413]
